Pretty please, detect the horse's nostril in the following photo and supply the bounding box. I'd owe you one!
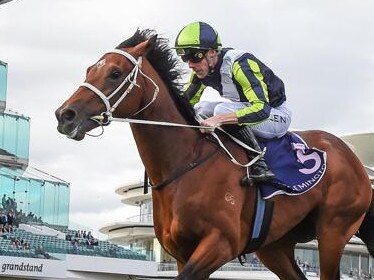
[60,108,77,122]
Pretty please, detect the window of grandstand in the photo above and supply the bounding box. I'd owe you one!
[0,61,7,111]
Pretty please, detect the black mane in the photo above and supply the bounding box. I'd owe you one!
[117,29,199,125]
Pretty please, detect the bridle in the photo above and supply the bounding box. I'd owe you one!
[80,49,159,125]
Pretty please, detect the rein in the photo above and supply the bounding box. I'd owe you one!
[92,115,210,130]
[94,115,263,167]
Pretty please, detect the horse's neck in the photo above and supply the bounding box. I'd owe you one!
[130,75,201,185]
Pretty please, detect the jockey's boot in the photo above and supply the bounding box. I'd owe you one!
[238,127,275,183]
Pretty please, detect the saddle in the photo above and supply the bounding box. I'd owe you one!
[237,131,326,198]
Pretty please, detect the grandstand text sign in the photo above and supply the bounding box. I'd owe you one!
[0,256,65,278]
[1,262,43,273]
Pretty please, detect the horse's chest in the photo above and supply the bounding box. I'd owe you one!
[154,204,204,246]
[153,194,220,258]
[156,214,204,261]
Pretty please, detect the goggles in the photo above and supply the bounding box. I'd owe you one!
[177,48,207,63]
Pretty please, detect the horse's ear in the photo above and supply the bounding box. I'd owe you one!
[147,35,158,47]
[133,35,157,57]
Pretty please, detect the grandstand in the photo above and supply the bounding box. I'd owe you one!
[0,226,146,260]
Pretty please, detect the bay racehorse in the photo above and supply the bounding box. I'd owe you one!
[55,29,374,280]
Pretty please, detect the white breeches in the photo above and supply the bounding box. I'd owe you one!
[194,101,292,139]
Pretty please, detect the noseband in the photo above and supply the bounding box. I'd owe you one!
[80,49,159,125]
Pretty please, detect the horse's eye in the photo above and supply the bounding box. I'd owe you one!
[109,70,122,80]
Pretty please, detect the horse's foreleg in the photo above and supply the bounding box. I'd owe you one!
[317,181,367,280]
[317,212,364,280]
[176,260,184,273]
[317,227,346,280]
[175,229,234,280]
[256,241,307,280]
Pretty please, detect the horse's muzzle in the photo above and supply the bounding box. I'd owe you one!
[55,107,84,140]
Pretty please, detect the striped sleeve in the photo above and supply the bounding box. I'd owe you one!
[182,74,206,105]
[232,58,271,125]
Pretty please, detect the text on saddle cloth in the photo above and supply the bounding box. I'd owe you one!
[257,132,327,199]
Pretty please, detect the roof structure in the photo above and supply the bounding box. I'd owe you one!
[341,133,374,168]
[0,164,69,185]
[0,0,14,5]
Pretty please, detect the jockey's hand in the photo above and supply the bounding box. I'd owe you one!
[199,113,239,134]
[200,117,221,133]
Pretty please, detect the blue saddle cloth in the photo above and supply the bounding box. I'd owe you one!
[258,132,327,199]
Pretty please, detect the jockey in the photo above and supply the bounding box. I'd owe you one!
[175,21,292,183]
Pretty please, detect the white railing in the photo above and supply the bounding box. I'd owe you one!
[125,213,153,223]
[157,261,270,272]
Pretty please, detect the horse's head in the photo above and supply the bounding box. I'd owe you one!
[55,37,157,141]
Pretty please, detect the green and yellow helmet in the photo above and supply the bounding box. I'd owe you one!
[175,22,222,55]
